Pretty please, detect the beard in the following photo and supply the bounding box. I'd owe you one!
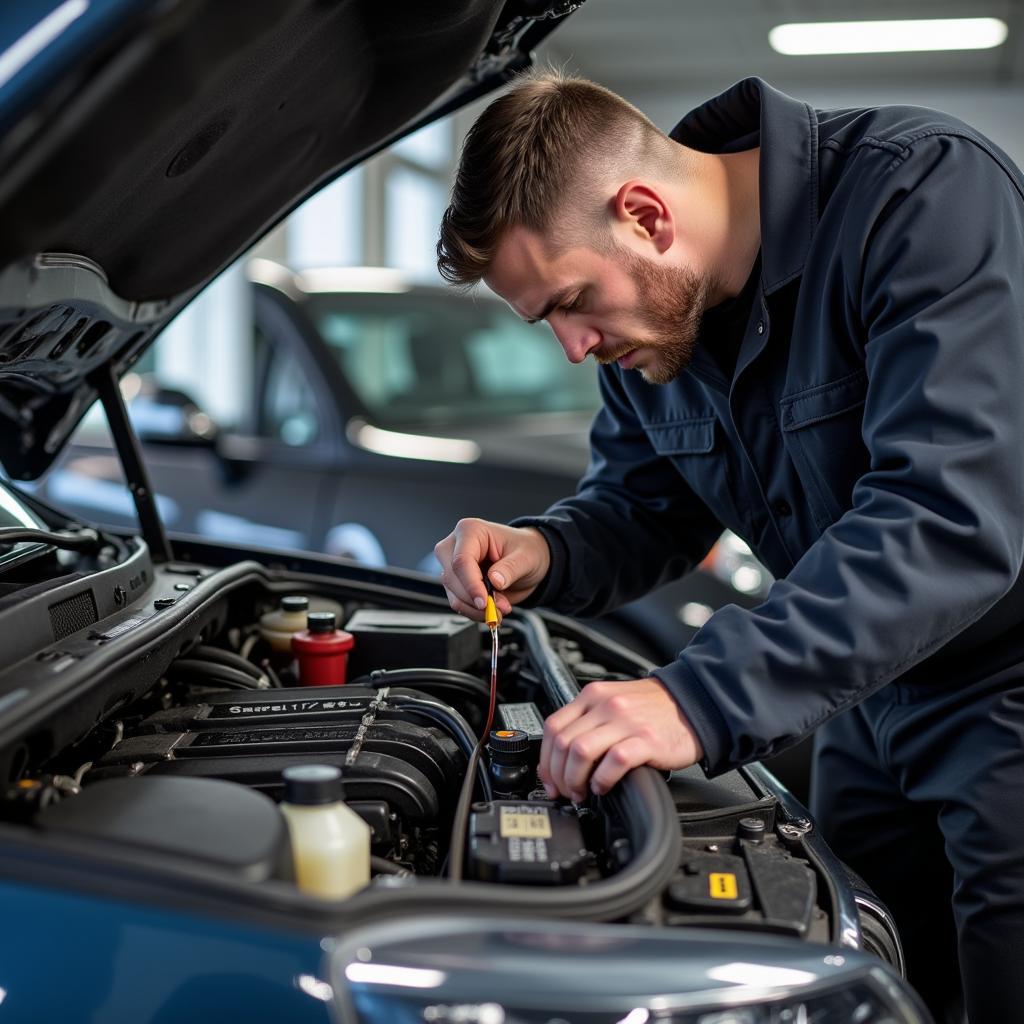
[594,242,715,385]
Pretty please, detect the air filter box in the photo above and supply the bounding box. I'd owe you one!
[343,609,480,676]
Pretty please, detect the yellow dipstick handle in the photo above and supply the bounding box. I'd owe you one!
[484,594,500,628]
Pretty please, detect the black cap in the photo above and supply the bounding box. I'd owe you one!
[282,764,344,805]
[280,595,309,613]
[488,728,530,756]
[737,817,766,842]
[306,611,336,634]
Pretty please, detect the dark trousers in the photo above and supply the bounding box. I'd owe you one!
[810,663,1024,1024]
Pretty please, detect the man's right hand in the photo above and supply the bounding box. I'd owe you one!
[434,519,551,621]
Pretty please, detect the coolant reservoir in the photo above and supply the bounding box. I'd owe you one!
[279,765,370,899]
[292,612,355,686]
[259,595,344,653]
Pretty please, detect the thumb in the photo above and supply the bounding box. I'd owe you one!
[487,561,515,590]
[488,550,535,591]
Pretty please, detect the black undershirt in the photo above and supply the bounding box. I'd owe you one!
[699,252,762,380]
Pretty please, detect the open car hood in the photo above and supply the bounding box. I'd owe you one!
[0,0,582,480]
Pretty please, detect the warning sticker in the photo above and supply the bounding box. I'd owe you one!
[708,872,738,900]
[499,807,552,839]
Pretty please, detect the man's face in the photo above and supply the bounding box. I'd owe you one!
[484,225,715,385]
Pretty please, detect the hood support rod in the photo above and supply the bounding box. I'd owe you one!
[89,363,172,563]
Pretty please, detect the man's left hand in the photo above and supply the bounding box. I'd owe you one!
[539,677,704,802]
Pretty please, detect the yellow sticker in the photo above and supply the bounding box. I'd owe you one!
[499,807,552,839]
[708,872,738,900]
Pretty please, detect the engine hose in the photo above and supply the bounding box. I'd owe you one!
[371,855,412,878]
[167,659,265,691]
[386,691,492,802]
[518,609,581,709]
[349,668,491,703]
[192,644,266,681]
[340,763,681,923]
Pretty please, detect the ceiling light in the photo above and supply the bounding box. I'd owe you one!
[769,18,1008,56]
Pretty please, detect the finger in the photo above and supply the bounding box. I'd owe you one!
[589,736,651,796]
[442,585,484,622]
[538,697,591,793]
[487,549,533,595]
[450,521,490,609]
[543,703,604,800]
[436,533,473,608]
[561,722,630,803]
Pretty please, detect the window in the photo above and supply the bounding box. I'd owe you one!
[255,324,320,447]
[307,291,599,427]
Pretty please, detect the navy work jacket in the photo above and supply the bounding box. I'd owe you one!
[515,78,1024,776]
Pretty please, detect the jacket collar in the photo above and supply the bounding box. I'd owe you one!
[669,77,818,296]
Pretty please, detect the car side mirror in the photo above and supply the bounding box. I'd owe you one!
[129,382,220,447]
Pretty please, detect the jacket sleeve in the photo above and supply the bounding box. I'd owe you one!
[511,364,724,613]
[654,134,1024,775]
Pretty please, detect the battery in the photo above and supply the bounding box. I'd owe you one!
[343,609,479,676]
[466,801,589,885]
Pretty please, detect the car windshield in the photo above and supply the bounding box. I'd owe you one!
[303,291,600,428]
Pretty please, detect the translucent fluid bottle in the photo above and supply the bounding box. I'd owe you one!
[279,764,370,899]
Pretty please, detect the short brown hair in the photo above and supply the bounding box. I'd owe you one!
[437,69,670,286]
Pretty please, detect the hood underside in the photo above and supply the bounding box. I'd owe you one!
[0,0,579,480]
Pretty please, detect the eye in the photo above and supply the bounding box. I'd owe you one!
[562,293,584,314]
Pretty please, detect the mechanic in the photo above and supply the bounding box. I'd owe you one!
[432,72,1023,1023]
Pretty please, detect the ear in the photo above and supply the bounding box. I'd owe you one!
[613,180,675,254]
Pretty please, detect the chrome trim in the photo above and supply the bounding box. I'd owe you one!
[742,761,863,951]
[855,892,907,977]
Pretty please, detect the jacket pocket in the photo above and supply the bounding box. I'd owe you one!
[644,416,716,456]
[780,369,870,531]
[642,415,746,535]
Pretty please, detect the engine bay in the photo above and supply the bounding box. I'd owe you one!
[0,511,901,972]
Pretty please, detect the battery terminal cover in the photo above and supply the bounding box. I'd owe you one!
[466,800,589,885]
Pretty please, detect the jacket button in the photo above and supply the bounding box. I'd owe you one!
[772,500,792,517]
[756,320,765,335]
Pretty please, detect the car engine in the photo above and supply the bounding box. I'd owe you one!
[0,508,902,973]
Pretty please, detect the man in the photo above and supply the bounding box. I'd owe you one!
[433,71,1024,1022]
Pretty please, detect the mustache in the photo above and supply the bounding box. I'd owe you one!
[593,342,639,365]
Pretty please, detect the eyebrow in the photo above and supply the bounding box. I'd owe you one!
[524,285,579,324]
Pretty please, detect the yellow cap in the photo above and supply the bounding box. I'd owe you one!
[484,594,499,628]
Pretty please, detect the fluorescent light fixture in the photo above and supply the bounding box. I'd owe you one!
[769,18,1008,55]
[349,420,481,464]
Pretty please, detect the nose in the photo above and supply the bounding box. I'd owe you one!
[551,320,601,364]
